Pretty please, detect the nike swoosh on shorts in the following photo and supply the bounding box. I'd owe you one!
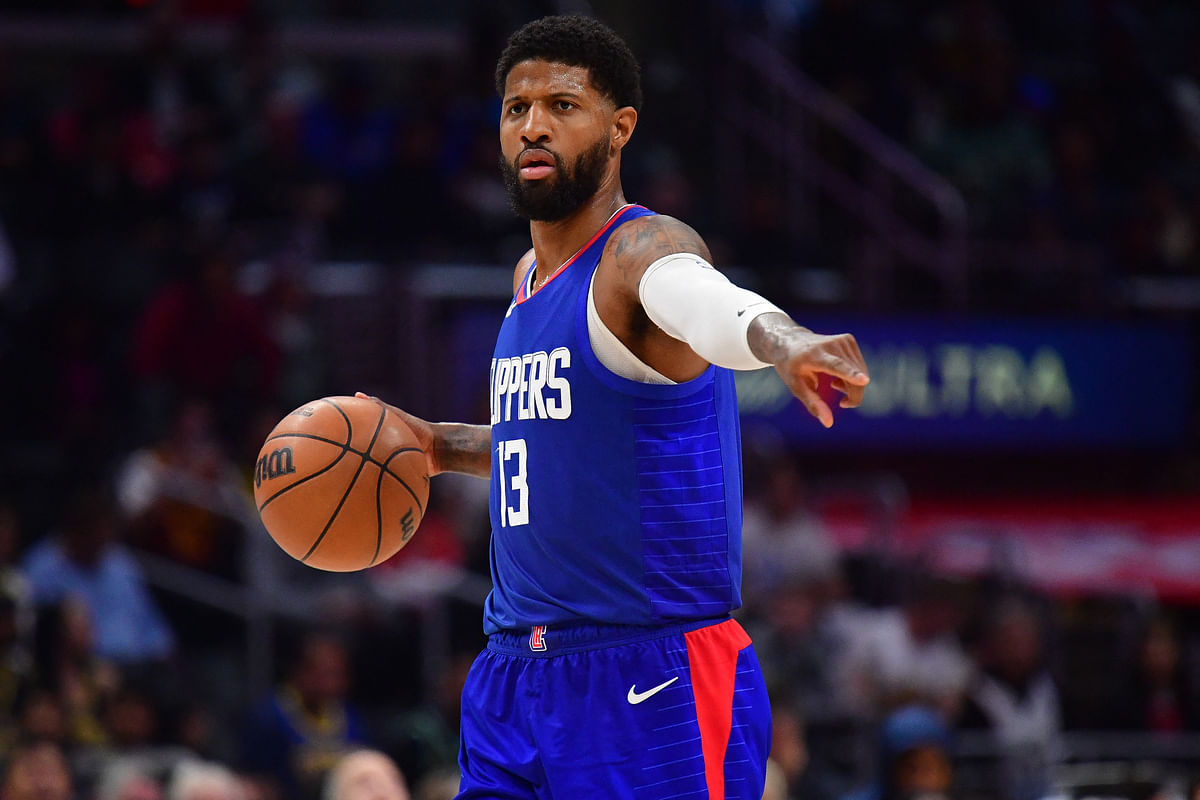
[626,676,679,705]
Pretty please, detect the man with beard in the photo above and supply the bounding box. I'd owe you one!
[364,15,869,799]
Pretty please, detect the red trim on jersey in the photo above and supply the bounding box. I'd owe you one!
[684,619,752,800]
[514,204,644,305]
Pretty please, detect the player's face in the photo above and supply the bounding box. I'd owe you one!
[499,60,620,221]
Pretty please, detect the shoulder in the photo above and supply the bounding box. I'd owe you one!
[512,248,535,295]
[603,214,713,281]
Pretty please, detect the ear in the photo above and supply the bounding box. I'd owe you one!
[611,106,638,152]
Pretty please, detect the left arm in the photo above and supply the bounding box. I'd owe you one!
[598,215,869,427]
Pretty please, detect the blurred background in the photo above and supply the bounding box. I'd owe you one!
[0,0,1197,799]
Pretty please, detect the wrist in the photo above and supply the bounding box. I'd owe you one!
[748,313,811,365]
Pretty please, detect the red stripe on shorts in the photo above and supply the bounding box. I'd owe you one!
[684,619,752,800]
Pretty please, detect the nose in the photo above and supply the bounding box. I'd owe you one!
[520,102,552,144]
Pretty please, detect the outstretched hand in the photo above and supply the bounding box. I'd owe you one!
[775,331,869,428]
[748,314,870,428]
[354,392,442,476]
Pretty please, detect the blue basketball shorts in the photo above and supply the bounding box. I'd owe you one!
[455,617,771,800]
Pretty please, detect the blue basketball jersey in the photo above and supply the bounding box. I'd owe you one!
[484,204,745,634]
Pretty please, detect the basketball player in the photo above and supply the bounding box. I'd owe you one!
[366,15,869,799]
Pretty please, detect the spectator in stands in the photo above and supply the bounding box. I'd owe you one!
[1,739,74,800]
[165,129,236,241]
[0,500,33,749]
[300,60,394,184]
[741,454,840,616]
[48,294,112,462]
[129,239,279,445]
[411,769,458,800]
[0,500,30,622]
[255,267,328,413]
[840,704,955,800]
[167,760,247,800]
[958,597,1061,800]
[94,759,165,800]
[0,592,32,754]
[240,631,369,800]
[104,684,162,752]
[32,595,119,748]
[323,749,409,800]
[115,398,248,580]
[21,486,174,665]
[80,684,197,800]
[833,571,973,721]
[1113,612,1200,733]
[171,702,224,765]
[739,452,862,743]
[15,689,68,751]
[374,648,469,789]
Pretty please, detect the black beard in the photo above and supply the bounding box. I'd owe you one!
[500,136,610,222]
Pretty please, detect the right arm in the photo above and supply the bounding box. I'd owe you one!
[424,420,492,478]
[356,393,492,479]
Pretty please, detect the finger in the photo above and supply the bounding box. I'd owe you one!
[355,391,370,399]
[792,379,833,429]
[818,352,870,386]
[839,334,870,381]
[826,377,863,410]
[839,383,866,408]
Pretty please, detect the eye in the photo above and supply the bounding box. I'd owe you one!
[507,103,526,115]
[555,100,574,111]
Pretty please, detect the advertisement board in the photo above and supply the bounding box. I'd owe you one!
[736,314,1194,450]
[439,303,1194,451]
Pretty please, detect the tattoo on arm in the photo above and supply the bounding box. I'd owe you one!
[608,216,713,285]
[433,423,492,478]
[747,312,808,365]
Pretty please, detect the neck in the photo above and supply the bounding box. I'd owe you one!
[528,183,627,284]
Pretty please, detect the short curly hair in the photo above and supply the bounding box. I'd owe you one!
[495,15,643,112]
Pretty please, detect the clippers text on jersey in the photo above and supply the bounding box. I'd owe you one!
[490,347,574,424]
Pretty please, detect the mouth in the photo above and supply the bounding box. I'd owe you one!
[518,148,557,180]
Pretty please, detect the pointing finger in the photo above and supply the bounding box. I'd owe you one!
[793,379,833,429]
[819,353,870,385]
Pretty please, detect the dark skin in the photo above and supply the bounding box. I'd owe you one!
[363,59,869,478]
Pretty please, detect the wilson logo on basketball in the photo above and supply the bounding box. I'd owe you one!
[255,447,296,488]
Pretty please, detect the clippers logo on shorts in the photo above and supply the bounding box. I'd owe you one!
[529,625,547,652]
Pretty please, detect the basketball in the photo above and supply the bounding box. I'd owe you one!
[252,395,429,572]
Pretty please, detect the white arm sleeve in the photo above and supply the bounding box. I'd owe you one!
[637,252,785,370]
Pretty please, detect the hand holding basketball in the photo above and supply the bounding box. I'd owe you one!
[253,395,430,572]
[353,391,442,477]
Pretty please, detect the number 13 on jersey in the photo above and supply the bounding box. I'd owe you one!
[497,438,528,527]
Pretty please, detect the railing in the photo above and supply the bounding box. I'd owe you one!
[953,731,1200,800]
[717,32,970,309]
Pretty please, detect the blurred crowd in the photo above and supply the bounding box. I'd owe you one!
[0,1,1198,800]
[732,0,1200,292]
[4,442,1200,800]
